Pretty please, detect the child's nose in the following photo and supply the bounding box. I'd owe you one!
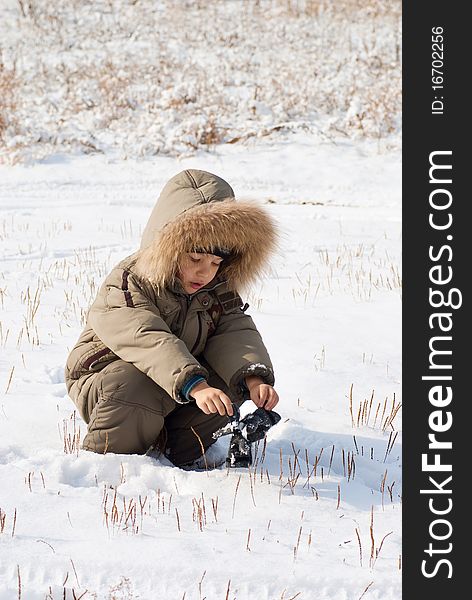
[196,263,211,276]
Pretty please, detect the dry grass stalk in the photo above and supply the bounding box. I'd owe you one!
[265,468,271,485]
[374,531,393,566]
[328,444,335,476]
[383,430,399,463]
[200,493,206,523]
[103,489,141,535]
[347,451,356,482]
[211,496,218,523]
[355,527,363,567]
[259,464,264,483]
[369,506,375,567]
[0,507,6,533]
[291,442,301,475]
[380,470,388,509]
[173,475,179,496]
[191,426,208,473]
[246,528,252,551]
[304,448,310,483]
[192,497,205,531]
[380,396,388,427]
[261,437,267,463]
[367,390,374,424]
[4,365,15,394]
[284,457,300,494]
[247,467,257,507]
[62,411,81,455]
[373,403,381,428]
[302,448,323,489]
[175,507,181,532]
[23,281,42,327]
[0,323,9,347]
[317,447,324,473]
[70,559,80,588]
[36,539,55,554]
[231,475,242,519]
[382,394,402,431]
[349,383,354,427]
[293,526,303,561]
[358,581,374,600]
[352,435,359,454]
[350,387,401,431]
[198,571,206,600]
[138,495,147,529]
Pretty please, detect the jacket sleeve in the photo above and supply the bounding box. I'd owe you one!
[202,305,274,400]
[87,268,207,403]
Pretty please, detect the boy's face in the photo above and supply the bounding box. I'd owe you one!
[177,252,223,294]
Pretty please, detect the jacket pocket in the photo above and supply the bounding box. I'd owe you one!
[69,342,118,379]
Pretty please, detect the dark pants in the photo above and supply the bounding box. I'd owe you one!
[71,359,238,466]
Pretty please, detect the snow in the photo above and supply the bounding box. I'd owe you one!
[0,0,401,163]
[0,0,401,597]
[0,136,401,599]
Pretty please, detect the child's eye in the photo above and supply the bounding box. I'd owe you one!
[190,256,200,263]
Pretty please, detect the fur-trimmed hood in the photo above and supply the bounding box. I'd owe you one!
[135,170,278,291]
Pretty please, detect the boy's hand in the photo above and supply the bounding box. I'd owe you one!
[191,382,234,417]
[245,376,279,411]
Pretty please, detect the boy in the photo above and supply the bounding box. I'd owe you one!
[65,169,279,467]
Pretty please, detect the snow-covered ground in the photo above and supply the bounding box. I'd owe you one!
[0,0,401,163]
[1,0,402,596]
[0,135,401,599]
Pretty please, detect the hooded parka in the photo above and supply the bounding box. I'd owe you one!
[65,170,278,462]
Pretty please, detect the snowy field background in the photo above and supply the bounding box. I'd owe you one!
[0,1,401,599]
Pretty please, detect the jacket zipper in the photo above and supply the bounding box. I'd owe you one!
[179,280,225,354]
[177,295,190,334]
[190,315,203,355]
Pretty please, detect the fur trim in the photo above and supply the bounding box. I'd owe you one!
[134,200,278,291]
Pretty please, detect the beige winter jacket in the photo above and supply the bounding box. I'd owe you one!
[65,170,278,406]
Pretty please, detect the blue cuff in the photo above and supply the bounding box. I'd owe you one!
[181,375,207,401]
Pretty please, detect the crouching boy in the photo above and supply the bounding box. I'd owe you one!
[65,169,279,468]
